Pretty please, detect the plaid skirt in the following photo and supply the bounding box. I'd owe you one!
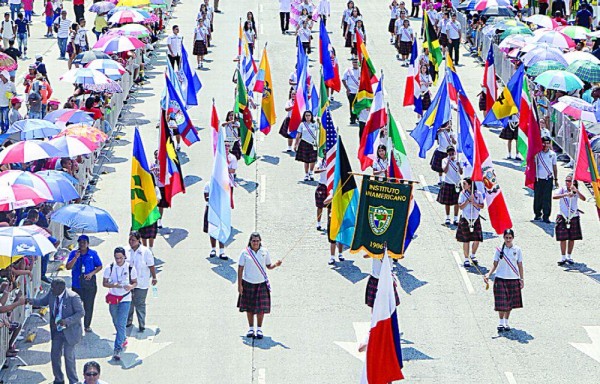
[398,40,412,56]
[439,32,448,47]
[138,221,158,239]
[437,182,460,206]
[455,217,483,243]
[493,277,523,312]
[193,40,208,56]
[295,140,317,164]
[430,149,447,173]
[499,126,518,140]
[315,183,327,208]
[279,117,292,139]
[388,19,396,34]
[158,187,170,208]
[422,91,432,111]
[203,205,209,233]
[365,275,400,308]
[237,280,271,314]
[555,215,583,241]
[230,140,242,160]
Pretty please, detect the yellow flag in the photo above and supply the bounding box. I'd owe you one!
[491,86,518,120]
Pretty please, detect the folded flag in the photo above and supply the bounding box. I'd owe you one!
[131,127,160,230]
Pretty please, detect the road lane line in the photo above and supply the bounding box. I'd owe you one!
[258,368,266,384]
[452,251,474,294]
[260,175,266,203]
[260,23,264,35]
[505,372,517,384]
[418,175,435,203]
[259,4,264,12]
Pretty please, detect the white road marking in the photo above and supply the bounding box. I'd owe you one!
[258,368,266,384]
[571,326,600,363]
[105,328,172,369]
[259,132,265,141]
[418,174,434,203]
[260,23,264,35]
[505,372,517,384]
[259,4,264,12]
[260,175,266,203]
[452,251,474,294]
[334,322,370,362]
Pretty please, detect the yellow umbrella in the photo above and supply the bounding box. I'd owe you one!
[117,0,150,7]
[56,125,109,143]
[0,255,22,269]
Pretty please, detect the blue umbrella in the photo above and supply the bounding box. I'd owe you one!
[51,204,119,233]
[6,119,61,141]
[36,170,79,185]
[0,226,56,257]
[34,171,80,202]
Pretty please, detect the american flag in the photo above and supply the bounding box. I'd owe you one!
[322,109,338,196]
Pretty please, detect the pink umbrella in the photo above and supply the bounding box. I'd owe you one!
[0,141,60,164]
[475,0,512,11]
[0,184,51,211]
[531,30,575,49]
[108,9,146,24]
[552,96,597,122]
[48,136,98,157]
[92,35,145,54]
[0,170,53,200]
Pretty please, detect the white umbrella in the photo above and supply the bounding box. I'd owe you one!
[0,226,56,257]
[563,51,600,65]
[59,68,111,85]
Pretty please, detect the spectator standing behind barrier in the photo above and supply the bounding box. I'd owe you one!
[27,278,84,384]
[54,10,71,60]
[0,279,27,357]
[66,235,103,333]
[533,136,558,223]
[126,231,157,333]
[82,361,109,384]
[551,0,566,17]
[103,247,138,361]
[0,71,16,133]
[538,0,549,15]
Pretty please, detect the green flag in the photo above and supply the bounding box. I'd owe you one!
[236,70,256,165]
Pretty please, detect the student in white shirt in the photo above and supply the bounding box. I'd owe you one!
[396,18,413,64]
[553,173,585,266]
[344,7,360,50]
[342,58,360,124]
[372,144,388,181]
[436,146,462,225]
[430,121,456,182]
[350,18,365,59]
[193,18,209,68]
[388,0,400,43]
[534,136,558,222]
[244,19,256,57]
[447,13,461,65]
[166,25,182,69]
[418,64,432,115]
[126,231,157,333]
[341,0,354,38]
[278,89,296,151]
[296,19,311,54]
[314,158,328,230]
[237,233,282,339]
[457,178,484,267]
[279,0,291,34]
[484,229,524,333]
[294,110,319,181]
[318,0,330,26]
[103,247,138,361]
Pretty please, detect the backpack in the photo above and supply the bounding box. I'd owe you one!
[109,263,133,285]
[28,82,41,108]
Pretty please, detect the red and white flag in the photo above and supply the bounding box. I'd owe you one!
[483,48,497,113]
[211,100,219,156]
[359,78,387,171]
[472,117,513,234]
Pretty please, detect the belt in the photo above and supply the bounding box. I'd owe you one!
[536,176,553,181]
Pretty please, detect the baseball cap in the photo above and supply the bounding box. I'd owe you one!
[77,235,90,242]
[10,97,22,105]
[35,54,42,60]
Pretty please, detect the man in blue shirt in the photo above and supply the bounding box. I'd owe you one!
[576,4,593,29]
[66,235,102,333]
[14,12,29,58]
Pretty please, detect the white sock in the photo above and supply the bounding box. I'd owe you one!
[329,255,335,260]
[446,215,450,221]
[501,318,507,326]
[567,254,572,260]
[338,253,343,258]
[249,326,255,333]
[257,327,262,332]
[561,254,566,261]
[219,248,224,255]
[470,253,476,259]
[503,319,509,327]
[453,216,459,222]
[317,221,321,227]
[499,319,504,326]
[211,247,216,252]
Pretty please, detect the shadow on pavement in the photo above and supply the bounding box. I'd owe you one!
[331,260,369,284]
[563,262,600,285]
[492,328,534,344]
[238,179,258,193]
[224,227,242,247]
[241,336,290,350]
[492,159,525,172]
[260,155,280,165]
[206,256,237,284]
[402,347,434,361]
[159,227,189,248]
[183,174,202,188]
[393,263,427,295]
[530,220,554,237]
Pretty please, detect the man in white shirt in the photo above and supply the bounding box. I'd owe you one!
[126,231,156,333]
[534,136,558,223]
[0,70,16,133]
[54,10,71,59]
[279,0,291,34]
[447,13,461,65]
[318,0,330,26]
[0,12,15,49]
[342,58,360,124]
[167,25,183,70]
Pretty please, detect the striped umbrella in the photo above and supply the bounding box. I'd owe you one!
[552,96,597,122]
[34,171,80,202]
[5,119,61,140]
[60,68,111,85]
[0,141,60,164]
[108,9,146,24]
[0,170,53,200]
[524,14,558,29]
[534,70,585,92]
[526,60,566,77]
[522,45,567,67]
[0,184,51,210]
[566,60,600,83]
[475,0,512,11]
[92,35,145,54]
[85,59,127,80]
[44,109,95,128]
[0,226,56,256]
[555,25,591,40]
[531,30,575,49]
[48,136,98,157]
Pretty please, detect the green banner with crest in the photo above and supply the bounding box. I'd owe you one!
[350,178,413,259]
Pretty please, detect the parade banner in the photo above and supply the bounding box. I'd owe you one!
[350,178,413,259]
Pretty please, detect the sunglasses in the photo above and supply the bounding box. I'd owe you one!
[85,372,99,377]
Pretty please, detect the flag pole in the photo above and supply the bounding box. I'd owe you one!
[348,172,420,184]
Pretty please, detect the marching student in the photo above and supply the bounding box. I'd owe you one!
[341,0,355,38]
[324,195,345,265]
[203,181,228,260]
[193,18,209,69]
[314,158,327,230]
[344,7,360,53]
[318,0,330,26]
[457,178,484,267]
[279,89,295,152]
[372,144,388,181]
[364,256,400,309]
[388,0,400,43]
[553,173,585,266]
[350,18,366,60]
[244,19,256,57]
[396,18,413,65]
[533,136,558,223]
[430,121,456,184]
[484,229,524,333]
[500,114,520,160]
[436,146,462,226]
[237,233,282,339]
[419,64,432,115]
[294,110,319,181]
[342,58,360,125]
[438,12,449,54]
[297,19,312,54]
[222,110,242,160]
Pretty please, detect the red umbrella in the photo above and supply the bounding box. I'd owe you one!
[0,184,51,211]
[0,141,60,165]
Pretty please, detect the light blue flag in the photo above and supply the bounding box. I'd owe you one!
[207,128,232,244]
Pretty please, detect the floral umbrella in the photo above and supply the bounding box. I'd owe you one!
[56,125,109,143]
[89,1,115,13]
[0,53,16,72]
[552,96,597,122]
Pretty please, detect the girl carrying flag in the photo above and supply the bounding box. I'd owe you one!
[294,110,319,181]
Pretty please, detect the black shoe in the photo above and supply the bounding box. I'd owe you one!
[471,257,479,265]
[566,259,574,265]
[209,250,216,258]
[503,325,511,331]
[219,254,229,260]
[256,330,264,339]
[534,216,542,221]
[463,260,471,268]
[497,325,505,332]
[246,330,255,338]
[138,327,145,332]
[126,323,133,328]
[557,260,567,266]
[543,219,551,223]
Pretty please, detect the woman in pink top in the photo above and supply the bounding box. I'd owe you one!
[22,0,33,23]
